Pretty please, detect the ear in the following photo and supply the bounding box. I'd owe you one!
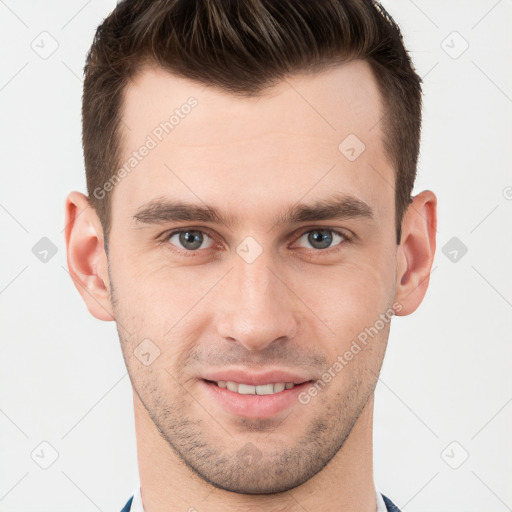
[394,190,437,316]
[64,191,114,321]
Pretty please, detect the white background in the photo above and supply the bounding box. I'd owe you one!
[1,1,511,511]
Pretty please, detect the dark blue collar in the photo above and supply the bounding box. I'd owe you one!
[120,493,402,511]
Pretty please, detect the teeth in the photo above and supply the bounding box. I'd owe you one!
[255,383,274,395]
[238,383,256,395]
[215,381,296,395]
[226,381,238,392]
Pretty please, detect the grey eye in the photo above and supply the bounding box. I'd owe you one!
[296,229,345,250]
[168,230,214,251]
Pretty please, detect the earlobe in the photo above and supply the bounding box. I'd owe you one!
[394,190,437,316]
[64,191,114,321]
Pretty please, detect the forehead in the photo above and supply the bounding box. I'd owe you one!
[120,60,383,148]
[113,60,393,227]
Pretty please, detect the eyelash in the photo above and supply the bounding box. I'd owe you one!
[158,227,353,258]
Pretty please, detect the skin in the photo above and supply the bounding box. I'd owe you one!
[65,60,436,512]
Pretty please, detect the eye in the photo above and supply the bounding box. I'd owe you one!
[294,228,348,251]
[160,227,350,257]
[167,229,215,252]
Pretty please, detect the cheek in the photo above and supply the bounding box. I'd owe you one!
[111,264,199,392]
[297,256,396,346]
[109,253,222,344]
[300,262,393,391]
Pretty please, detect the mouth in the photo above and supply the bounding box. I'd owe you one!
[203,379,309,396]
[199,374,314,419]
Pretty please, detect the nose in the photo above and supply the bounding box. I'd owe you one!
[216,252,299,351]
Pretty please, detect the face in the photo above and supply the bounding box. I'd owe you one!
[106,60,399,493]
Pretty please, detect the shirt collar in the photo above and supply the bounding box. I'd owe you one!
[129,486,389,512]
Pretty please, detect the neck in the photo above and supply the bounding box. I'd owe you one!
[134,392,377,512]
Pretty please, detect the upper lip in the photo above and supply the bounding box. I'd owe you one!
[201,369,312,386]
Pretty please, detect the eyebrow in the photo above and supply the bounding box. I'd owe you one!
[132,193,374,230]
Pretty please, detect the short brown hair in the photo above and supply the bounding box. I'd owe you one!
[82,0,422,243]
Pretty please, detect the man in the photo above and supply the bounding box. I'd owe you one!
[65,0,436,510]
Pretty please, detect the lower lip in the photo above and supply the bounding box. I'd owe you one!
[199,380,312,419]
